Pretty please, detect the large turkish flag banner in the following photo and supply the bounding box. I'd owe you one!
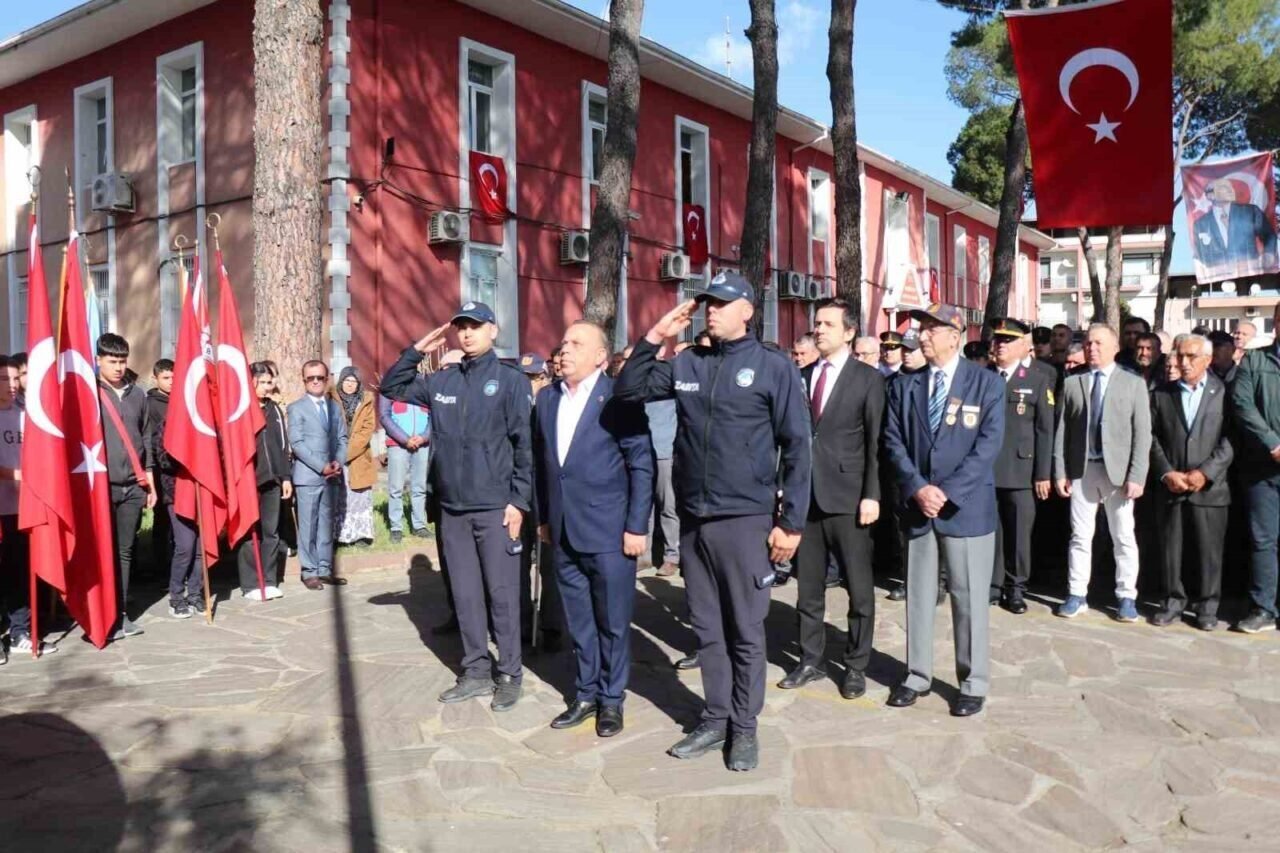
[1006,0,1172,228]
[682,204,709,266]
[469,150,510,223]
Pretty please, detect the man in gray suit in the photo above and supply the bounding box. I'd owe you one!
[1053,324,1151,622]
[288,360,349,590]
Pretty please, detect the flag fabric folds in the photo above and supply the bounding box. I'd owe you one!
[682,204,709,266]
[213,252,264,547]
[1005,0,1173,228]
[1181,152,1280,285]
[469,150,511,223]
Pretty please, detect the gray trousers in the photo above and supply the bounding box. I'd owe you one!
[295,481,335,578]
[904,529,994,697]
[650,457,680,564]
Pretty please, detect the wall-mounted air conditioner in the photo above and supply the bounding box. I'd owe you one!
[428,210,468,244]
[660,251,690,281]
[91,173,135,213]
[560,230,590,265]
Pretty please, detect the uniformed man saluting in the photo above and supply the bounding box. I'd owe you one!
[381,302,533,712]
[987,318,1055,614]
[615,272,811,772]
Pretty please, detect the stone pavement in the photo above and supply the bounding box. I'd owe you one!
[3,546,1280,852]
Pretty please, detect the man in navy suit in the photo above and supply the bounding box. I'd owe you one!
[882,304,1004,717]
[287,360,349,590]
[1193,179,1277,272]
[536,321,653,738]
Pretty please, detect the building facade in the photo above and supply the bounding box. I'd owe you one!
[0,0,1051,376]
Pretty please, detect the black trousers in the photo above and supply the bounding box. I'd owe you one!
[111,484,147,617]
[993,488,1036,597]
[237,484,282,592]
[167,505,203,605]
[0,515,31,636]
[795,508,874,672]
[439,508,522,680]
[1159,500,1227,618]
[682,513,773,734]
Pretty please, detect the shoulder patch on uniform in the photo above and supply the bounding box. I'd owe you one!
[735,368,756,387]
[483,379,499,396]
[1046,388,1055,406]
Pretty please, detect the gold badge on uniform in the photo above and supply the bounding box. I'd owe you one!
[1046,388,1056,407]
[944,397,962,426]
[1015,390,1027,416]
[961,404,980,429]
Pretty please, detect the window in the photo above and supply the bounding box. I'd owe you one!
[4,105,37,251]
[978,236,991,292]
[89,264,111,334]
[1121,252,1159,286]
[953,225,968,304]
[180,67,197,160]
[586,92,606,184]
[159,46,202,167]
[763,284,778,343]
[12,275,26,351]
[467,247,510,347]
[809,171,831,243]
[679,282,708,341]
[468,60,494,153]
[925,213,941,283]
[160,254,194,358]
[73,78,112,218]
[1016,252,1028,319]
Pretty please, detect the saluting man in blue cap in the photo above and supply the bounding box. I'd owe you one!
[615,271,811,771]
[381,302,533,713]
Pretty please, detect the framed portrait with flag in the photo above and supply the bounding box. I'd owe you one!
[1181,152,1279,285]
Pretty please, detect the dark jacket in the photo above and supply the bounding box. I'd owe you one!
[882,357,1005,539]
[613,335,811,531]
[380,347,532,513]
[801,354,883,515]
[534,374,653,554]
[1150,375,1233,507]
[99,381,152,488]
[990,360,1055,489]
[255,398,292,487]
[145,388,176,504]
[1229,345,1280,481]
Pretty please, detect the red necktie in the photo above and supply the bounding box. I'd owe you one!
[811,360,830,422]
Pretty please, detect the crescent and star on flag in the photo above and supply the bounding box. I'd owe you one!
[1058,47,1139,145]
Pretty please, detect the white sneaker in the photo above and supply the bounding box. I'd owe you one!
[168,603,192,619]
[10,633,58,654]
[243,588,266,601]
[265,586,284,600]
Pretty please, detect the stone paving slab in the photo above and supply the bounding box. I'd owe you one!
[3,553,1280,851]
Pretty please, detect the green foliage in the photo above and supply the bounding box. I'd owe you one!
[947,105,1031,206]
[945,19,1018,111]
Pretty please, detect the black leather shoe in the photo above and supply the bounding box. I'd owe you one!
[727,731,759,771]
[1002,593,1028,615]
[491,674,522,712]
[438,677,495,704]
[952,694,985,717]
[667,723,727,759]
[319,575,348,586]
[1196,614,1220,632]
[824,570,841,589]
[887,585,906,602]
[1149,607,1180,627]
[777,664,826,690]
[770,571,791,588]
[550,700,596,729]
[674,653,701,670]
[887,684,928,708]
[840,670,866,700]
[596,706,624,738]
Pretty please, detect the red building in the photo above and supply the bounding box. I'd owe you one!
[0,0,1052,375]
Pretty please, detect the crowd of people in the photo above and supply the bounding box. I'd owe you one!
[2,275,1278,774]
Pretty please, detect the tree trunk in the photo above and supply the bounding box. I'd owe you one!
[828,0,862,324]
[1078,226,1104,323]
[252,0,325,401]
[1153,222,1176,331]
[981,98,1027,339]
[743,0,779,340]
[1103,225,1123,329]
[584,0,644,342]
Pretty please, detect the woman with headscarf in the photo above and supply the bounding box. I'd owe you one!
[331,366,377,546]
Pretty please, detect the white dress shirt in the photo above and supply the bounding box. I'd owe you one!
[930,351,962,401]
[996,359,1020,384]
[809,347,850,414]
[556,369,602,466]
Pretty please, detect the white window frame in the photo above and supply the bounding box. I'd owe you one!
[10,273,27,352]
[458,38,518,356]
[467,59,496,154]
[807,167,832,281]
[674,115,712,281]
[159,254,194,359]
[582,82,607,191]
[88,262,111,334]
[1016,251,1028,319]
[73,77,114,226]
[978,235,991,297]
[925,212,941,282]
[4,105,37,253]
[157,43,205,358]
[953,224,968,305]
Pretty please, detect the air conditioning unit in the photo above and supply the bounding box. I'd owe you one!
[805,277,824,301]
[428,210,468,245]
[91,173,135,213]
[1246,306,1261,318]
[660,251,691,281]
[559,230,590,265]
[777,270,806,300]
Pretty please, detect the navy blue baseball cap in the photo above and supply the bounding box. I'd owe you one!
[517,353,547,375]
[694,270,755,304]
[451,301,497,325]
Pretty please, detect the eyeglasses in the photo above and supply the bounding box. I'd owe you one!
[304,374,328,383]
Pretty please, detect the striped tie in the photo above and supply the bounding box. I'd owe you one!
[929,369,946,434]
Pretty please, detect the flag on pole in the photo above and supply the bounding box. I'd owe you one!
[1005,0,1173,227]
[213,251,263,547]
[27,228,118,647]
[468,150,510,223]
[165,253,226,570]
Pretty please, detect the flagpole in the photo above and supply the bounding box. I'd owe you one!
[196,480,214,625]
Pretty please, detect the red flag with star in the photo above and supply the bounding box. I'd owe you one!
[683,204,709,266]
[469,151,510,223]
[1005,0,1172,227]
[213,251,263,547]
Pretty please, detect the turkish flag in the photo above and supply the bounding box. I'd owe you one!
[165,254,226,570]
[683,204,709,266]
[45,231,117,647]
[1006,0,1173,227]
[213,251,263,548]
[469,150,510,223]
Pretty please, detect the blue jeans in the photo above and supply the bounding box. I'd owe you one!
[1248,478,1280,616]
[387,444,428,533]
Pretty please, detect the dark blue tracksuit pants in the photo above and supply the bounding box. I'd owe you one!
[439,508,522,680]
[681,513,774,734]
[552,540,636,707]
